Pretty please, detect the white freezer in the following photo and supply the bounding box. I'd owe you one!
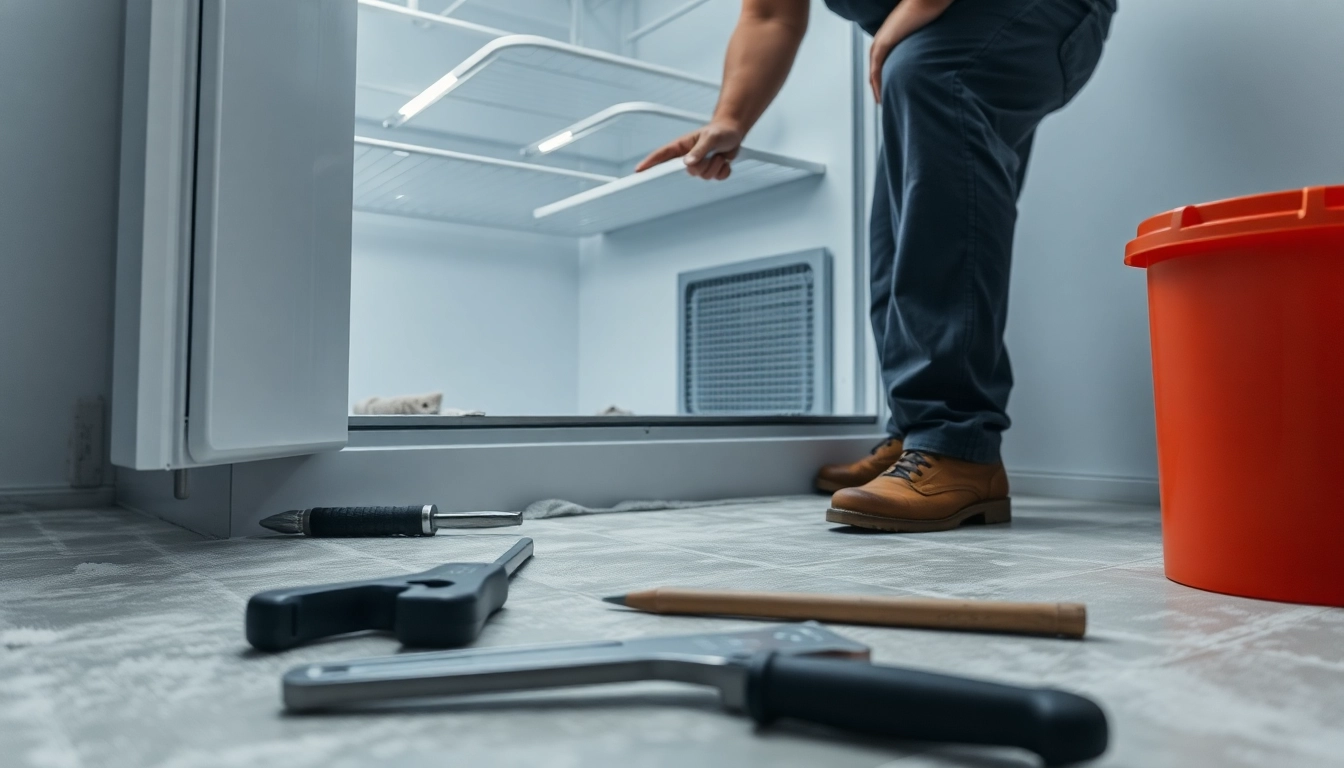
[111,0,884,532]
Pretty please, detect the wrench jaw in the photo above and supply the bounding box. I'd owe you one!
[282,623,871,713]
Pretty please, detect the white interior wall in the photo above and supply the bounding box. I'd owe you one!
[0,0,124,500]
[348,212,580,415]
[575,0,861,416]
[1003,0,1344,499]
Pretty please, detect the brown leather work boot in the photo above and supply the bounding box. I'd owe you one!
[826,450,1010,532]
[814,437,905,493]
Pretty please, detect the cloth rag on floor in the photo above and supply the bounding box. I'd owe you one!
[523,497,793,520]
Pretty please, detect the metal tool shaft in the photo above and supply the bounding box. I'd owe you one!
[283,623,868,712]
[288,649,742,712]
[494,538,533,576]
[432,510,522,531]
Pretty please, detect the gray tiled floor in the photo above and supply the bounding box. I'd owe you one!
[2,497,1342,768]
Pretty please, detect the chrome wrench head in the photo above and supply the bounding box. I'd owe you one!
[283,622,870,712]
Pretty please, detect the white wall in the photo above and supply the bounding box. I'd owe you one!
[1003,0,1344,499]
[0,1,124,498]
[576,0,863,416]
[349,212,581,415]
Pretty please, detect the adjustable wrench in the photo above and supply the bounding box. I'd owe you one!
[247,539,532,650]
[283,622,1108,765]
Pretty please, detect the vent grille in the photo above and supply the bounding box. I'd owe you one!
[680,254,830,415]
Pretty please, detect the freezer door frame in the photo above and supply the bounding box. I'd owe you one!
[111,0,358,470]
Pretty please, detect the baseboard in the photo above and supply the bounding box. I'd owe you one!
[229,433,882,537]
[114,465,233,539]
[103,440,1157,537]
[0,485,116,512]
[1008,469,1159,506]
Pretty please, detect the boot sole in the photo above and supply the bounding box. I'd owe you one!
[825,498,1012,533]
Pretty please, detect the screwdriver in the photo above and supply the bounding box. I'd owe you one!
[258,505,522,537]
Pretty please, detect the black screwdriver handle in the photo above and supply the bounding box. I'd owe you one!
[308,506,429,537]
[745,654,1108,766]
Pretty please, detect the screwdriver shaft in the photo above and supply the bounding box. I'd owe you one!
[432,511,523,530]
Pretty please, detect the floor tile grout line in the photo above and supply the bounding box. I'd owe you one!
[795,542,1165,572]
[985,554,1168,593]
[577,526,886,573]
[21,510,75,556]
[129,529,252,608]
[1096,622,1331,687]
[1251,646,1344,674]
[567,510,1166,571]
[510,571,633,606]
[578,522,1165,588]
[307,537,439,571]
[1084,590,1335,663]
[571,527,1040,600]
[1142,603,1339,669]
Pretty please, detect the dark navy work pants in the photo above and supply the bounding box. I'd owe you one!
[831,0,1114,462]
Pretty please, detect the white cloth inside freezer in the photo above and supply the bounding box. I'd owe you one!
[352,392,486,416]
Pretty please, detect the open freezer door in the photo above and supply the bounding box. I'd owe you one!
[111,0,356,470]
[186,0,356,464]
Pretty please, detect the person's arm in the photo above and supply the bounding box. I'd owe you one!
[635,0,809,180]
[868,0,956,103]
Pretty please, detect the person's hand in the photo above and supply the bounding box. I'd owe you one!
[634,121,745,180]
[868,0,955,103]
[868,13,912,103]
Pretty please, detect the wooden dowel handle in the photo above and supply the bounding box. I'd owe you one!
[645,589,1087,639]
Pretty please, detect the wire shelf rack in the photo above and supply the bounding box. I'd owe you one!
[534,148,826,235]
[357,2,720,160]
[520,101,709,167]
[384,35,721,131]
[353,136,614,234]
[353,4,826,237]
[355,138,825,237]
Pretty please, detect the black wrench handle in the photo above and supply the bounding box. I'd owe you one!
[745,653,1108,766]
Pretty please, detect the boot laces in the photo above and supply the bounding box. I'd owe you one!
[884,450,932,481]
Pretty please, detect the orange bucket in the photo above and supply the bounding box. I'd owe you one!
[1127,185,1344,606]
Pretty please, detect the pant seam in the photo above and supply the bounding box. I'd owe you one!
[949,75,979,464]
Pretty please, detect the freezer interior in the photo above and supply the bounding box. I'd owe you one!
[349,0,874,419]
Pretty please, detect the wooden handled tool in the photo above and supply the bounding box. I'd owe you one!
[604,588,1087,639]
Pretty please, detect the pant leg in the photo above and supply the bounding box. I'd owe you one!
[867,148,904,437]
[976,127,1038,423]
[872,0,1111,463]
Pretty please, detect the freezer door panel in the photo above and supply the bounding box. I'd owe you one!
[189,0,356,464]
